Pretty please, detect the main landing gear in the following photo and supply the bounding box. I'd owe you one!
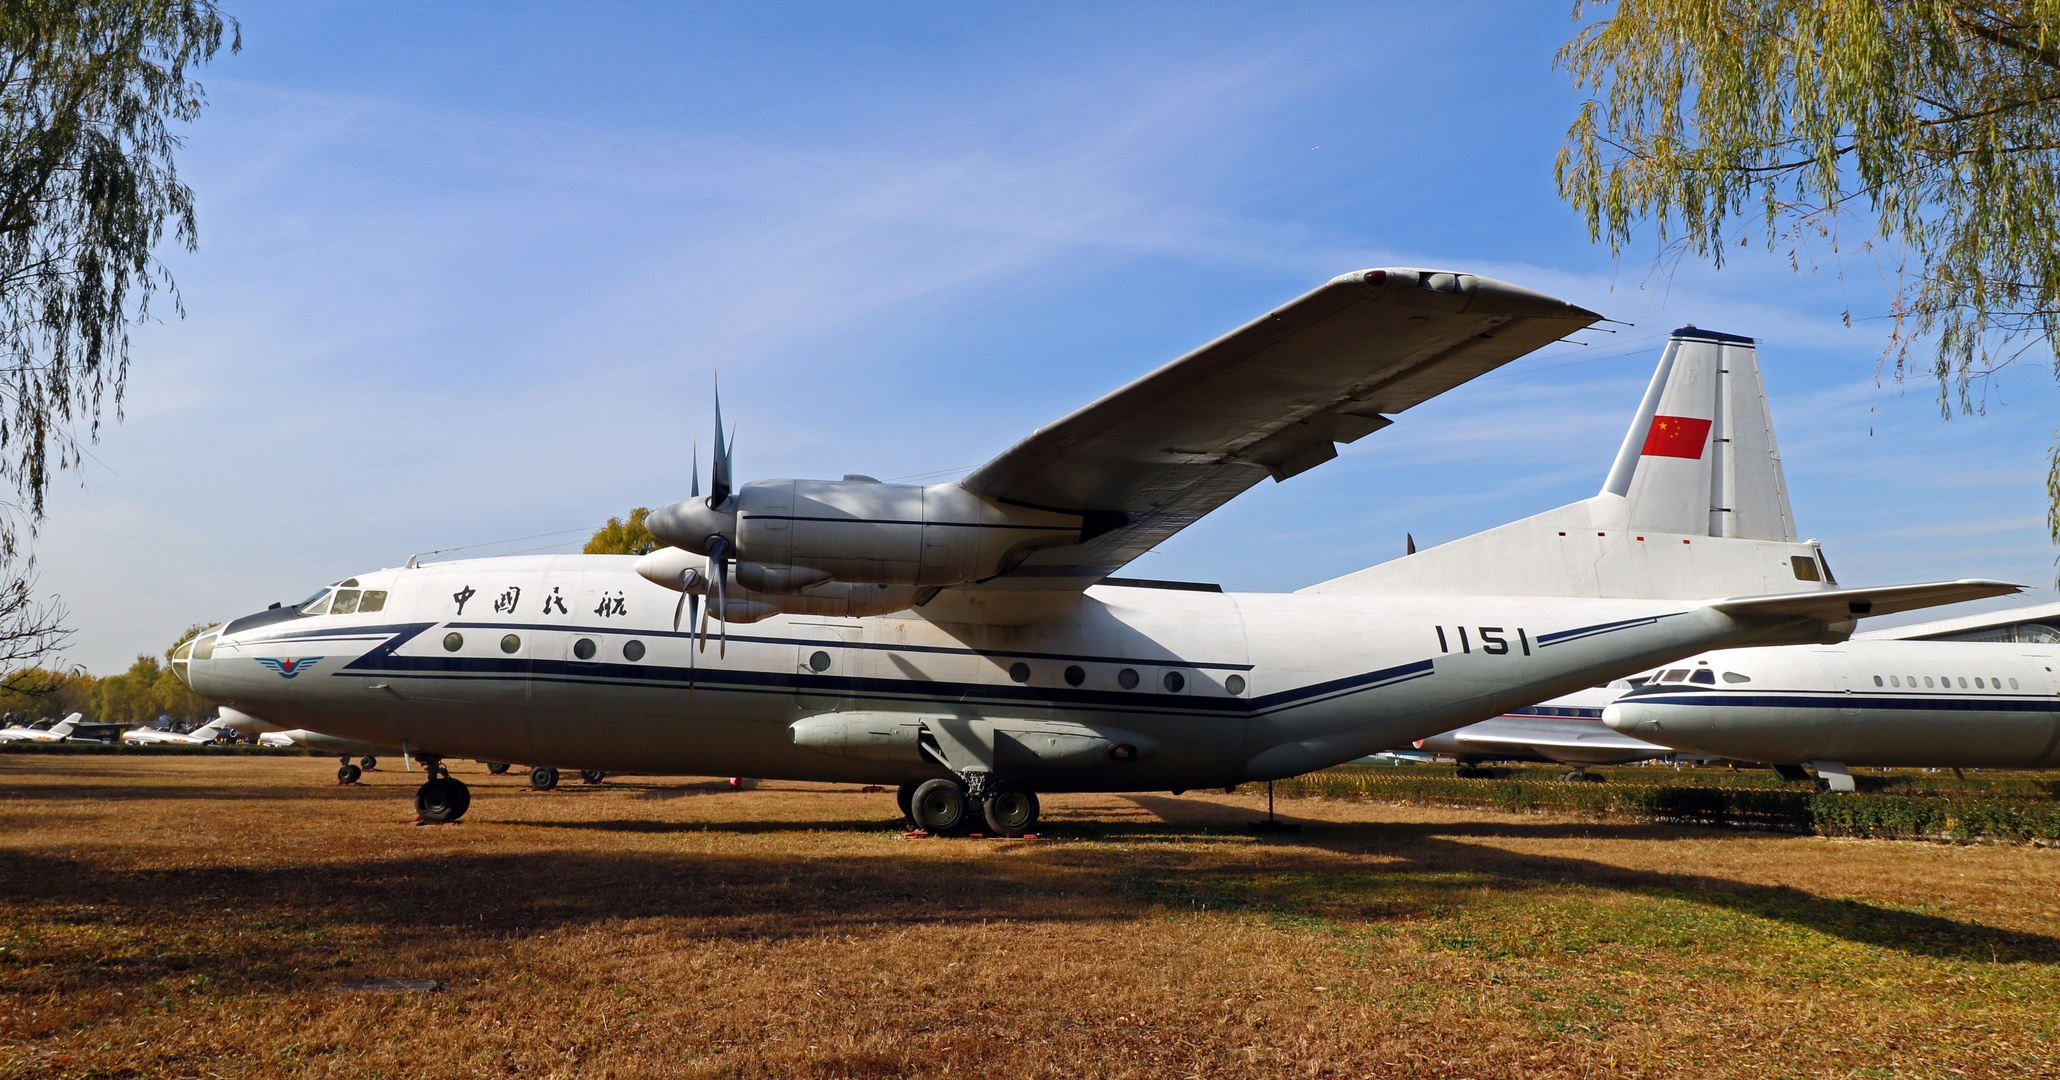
[529,766,560,790]
[337,756,362,785]
[414,756,471,824]
[904,777,1040,837]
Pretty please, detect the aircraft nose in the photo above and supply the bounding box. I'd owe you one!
[1601,703,1630,732]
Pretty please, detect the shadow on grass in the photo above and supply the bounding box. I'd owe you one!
[2,791,2053,1007]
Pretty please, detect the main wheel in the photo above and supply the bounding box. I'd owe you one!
[579,770,606,785]
[896,782,920,823]
[486,762,510,775]
[983,786,1040,836]
[416,777,471,823]
[360,755,378,771]
[908,778,968,834]
[530,766,560,790]
[337,763,362,785]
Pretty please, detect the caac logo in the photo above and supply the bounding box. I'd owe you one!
[255,657,323,679]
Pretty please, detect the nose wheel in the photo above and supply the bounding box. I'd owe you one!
[413,757,471,823]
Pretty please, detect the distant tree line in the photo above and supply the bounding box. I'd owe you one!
[0,622,214,728]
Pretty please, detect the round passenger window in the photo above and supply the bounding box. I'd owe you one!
[623,640,646,661]
[1117,668,1139,690]
[1063,665,1085,687]
[573,638,596,660]
[1162,670,1185,693]
[810,650,832,672]
[443,632,463,652]
[1008,662,1031,683]
[501,634,521,654]
[1225,674,1246,696]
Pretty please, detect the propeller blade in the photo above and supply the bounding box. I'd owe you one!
[673,568,702,631]
[710,376,732,507]
[716,555,729,660]
[699,536,726,655]
[690,434,700,499]
[687,590,700,690]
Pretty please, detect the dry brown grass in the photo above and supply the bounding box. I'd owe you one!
[1,756,2056,1079]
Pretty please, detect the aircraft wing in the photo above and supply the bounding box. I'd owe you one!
[960,268,1601,588]
[1713,580,2024,623]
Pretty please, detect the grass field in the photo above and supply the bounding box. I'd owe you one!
[1,757,2056,1078]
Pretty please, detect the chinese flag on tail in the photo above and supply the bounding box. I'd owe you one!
[1641,415,1712,459]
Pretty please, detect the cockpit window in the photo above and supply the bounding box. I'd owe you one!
[1660,669,1689,683]
[298,589,332,616]
[1689,669,1715,684]
[1722,671,1750,683]
[330,589,362,615]
[359,590,388,613]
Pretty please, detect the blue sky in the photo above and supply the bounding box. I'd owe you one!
[38,1,2060,673]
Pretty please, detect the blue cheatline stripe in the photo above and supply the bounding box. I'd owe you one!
[317,627,1438,719]
[1536,612,1684,648]
[1628,690,2057,713]
[242,619,1255,671]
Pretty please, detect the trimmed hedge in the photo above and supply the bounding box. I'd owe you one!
[0,742,330,757]
[1259,770,2060,844]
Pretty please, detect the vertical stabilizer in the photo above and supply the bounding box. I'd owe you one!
[1306,327,1827,600]
[1601,327,1795,542]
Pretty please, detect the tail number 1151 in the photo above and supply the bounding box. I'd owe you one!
[1434,626,1530,656]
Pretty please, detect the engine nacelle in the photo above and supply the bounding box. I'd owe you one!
[633,546,924,621]
[646,478,1083,590]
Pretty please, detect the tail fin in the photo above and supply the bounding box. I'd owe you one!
[1600,327,1796,542]
[50,712,79,737]
[1307,327,1832,600]
[188,718,225,740]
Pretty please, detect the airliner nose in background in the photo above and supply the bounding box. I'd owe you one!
[178,269,2018,829]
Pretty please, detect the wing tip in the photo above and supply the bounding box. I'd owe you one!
[1337,267,1601,322]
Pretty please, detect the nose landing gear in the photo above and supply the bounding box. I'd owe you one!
[413,756,471,823]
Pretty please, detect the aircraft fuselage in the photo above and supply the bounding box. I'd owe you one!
[189,554,1789,790]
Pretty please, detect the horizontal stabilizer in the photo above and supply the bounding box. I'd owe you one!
[1714,580,2023,623]
[1452,728,1667,755]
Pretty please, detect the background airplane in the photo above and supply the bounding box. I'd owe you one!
[1604,601,2060,789]
[182,271,2017,829]
[1406,685,1671,779]
[122,717,231,746]
[0,714,80,743]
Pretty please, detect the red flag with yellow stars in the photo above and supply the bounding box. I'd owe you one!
[1641,415,1712,459]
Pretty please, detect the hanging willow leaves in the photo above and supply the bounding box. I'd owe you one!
[0,1,237,554]
[1555,2,2060,533]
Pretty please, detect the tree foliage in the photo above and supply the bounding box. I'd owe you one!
[1556,2,2060,528]
[0,621,212,726]
[0,0,236,543]
[584,508,660,556]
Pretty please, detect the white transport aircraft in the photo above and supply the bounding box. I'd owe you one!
[121,717,232,746]
[0,713,80,743]
[1603,602,2060,789]
[179,268,2018,830]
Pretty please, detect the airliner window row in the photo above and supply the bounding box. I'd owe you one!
[1871,674,2018,690]
[1510,706,1606,719]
